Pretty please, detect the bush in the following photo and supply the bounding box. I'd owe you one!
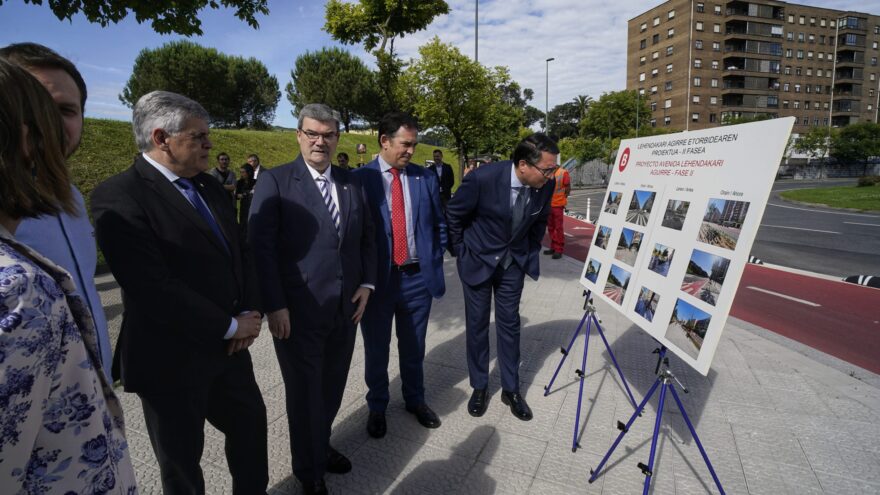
[856,176,880,187]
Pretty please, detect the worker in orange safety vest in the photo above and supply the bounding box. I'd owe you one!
[544,166,571,259]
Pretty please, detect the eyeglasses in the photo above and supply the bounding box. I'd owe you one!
[534,165,559,177]
[300,129,339,142]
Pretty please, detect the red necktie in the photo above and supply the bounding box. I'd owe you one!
[389,168,409,265]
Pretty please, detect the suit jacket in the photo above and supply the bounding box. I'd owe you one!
[248,156,377,329]
[91,155,259,394]
[354,159,446,298]
[427,161,455,202]
[446,160,554,286]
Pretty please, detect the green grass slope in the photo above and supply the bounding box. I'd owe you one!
[70,118,459,202]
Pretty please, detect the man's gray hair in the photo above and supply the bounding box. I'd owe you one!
[132,90,209,152]
[298,103,340,131]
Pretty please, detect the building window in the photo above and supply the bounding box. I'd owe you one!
[653,16,660,26]
[640,56,646,65]
[639,88,646,96]
[793,100,800,109]
[709,113,717,123]
[785,49,792,58]
[650,119,657,127]
[653,51,660,60]
[820,18,826,27]
[803,117,809,125]
[808,34,815,43]
[799,16,805,25]
[875,41,879,49]
[787,32,794,41]
[823,117,829,125]
[713,23,721,34]
[650,85,658,94]
[794,84,801,93]
[641,22,647,32]
[814,102,820,110]
[694,58,702,68]
[810,17,816,26]
[830,20,835,28]
[665,81,673,90]
[651,102,658,111]
[807,51,813,60]
[693,76,701,86]
[695,40,703,50]
[696,21,704,31]
[693,95,701,104]
[711,60,719,69]
[815,85,822,93]
[639,72,646,82]
[668,28,675,38]
[784,66,791,75]
[640,39,647,49]
[664,116,672,126]
[696,2,704,13]
[653,34,660,44]
[797,50,804,59]
[796,67,802,76]
[806,85,811,93]
[711,78,718,88]
[668,10,675,19]
[714,5,721,15]
[652,68,659,77]
[824,102,829,109]
[667,45,674,56]
[869,104,874,111]
[783,83,790,91]
[871,73,876,81]
[798,32,805,42]
[710,96,717,105]
[788,14,794,24]
[816,69,822,76]
[666,63,673,73]
[873,57,878,67]
[806,68,812,76]
[820,35,825,44]
[818,52,824,60]
[692,113,700,122]
[664,98,672,109]
[783,100,789,109]
[712,41,720,51]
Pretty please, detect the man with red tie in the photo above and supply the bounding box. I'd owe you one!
[354,112,447,439]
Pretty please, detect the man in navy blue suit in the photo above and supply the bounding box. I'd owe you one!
[249,103,377,495]
[446,133,559,421]
[354,112,447,439]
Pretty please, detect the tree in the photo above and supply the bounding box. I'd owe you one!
[397,39,521,175]
[546,101,581,140]
[721,113,772,126]
[831,122,880,176]
[120,41,280,128]
[7,0,269,36]
[498,80,542,128]
[285,48,380,132]
[573,94,593,120]
[580,90,651,140]
[324,0,449,112]
[793,126,834,161]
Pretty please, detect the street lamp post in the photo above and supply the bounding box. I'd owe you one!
[545,57,555,132]
[475,0,479,63]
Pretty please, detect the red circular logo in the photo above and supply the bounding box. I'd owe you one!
[618,147,631,172]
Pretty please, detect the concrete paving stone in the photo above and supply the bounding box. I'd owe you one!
[814,470,880,495]
[528,477,601,494]
[534,447,604,489]
[324,462,397,494]
[459,462,535,495]
[133,463,164,495]
[800,437,880,485]
[479,429,548,476]
[126,429,158,465]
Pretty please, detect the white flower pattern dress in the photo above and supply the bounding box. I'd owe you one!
[0,226,137,494]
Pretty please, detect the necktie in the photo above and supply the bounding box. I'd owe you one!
[389,168,409,265]
[176,177,229,254]
[511,186,529,234]
[316,175,340,234]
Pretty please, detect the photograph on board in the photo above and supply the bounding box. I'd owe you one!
[681,249,731,306]
[614,227,643,266]
[698,198,750,250]
[666,298,712,359]
[634,287,660,322]
[647,243,676,277]
[626,189,656,226]
[604,264,631,305]
[662,199,690,231]
[594,225,612,250]
[604,191,623,214]
[585,259,602,284]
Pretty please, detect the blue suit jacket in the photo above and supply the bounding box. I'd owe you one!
[446,160,554,286]
[248,156,377,329]
[354,160,446,298]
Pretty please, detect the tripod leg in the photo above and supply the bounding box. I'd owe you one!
[668,386,726,494]
[544,310,589,396]
[594,316,639,409]
[571,315,593,452]
[654,346,667,375]
[589,375,662,483]
[641,381,668,495]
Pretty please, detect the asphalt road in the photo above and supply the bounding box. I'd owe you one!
[567,179,880,278]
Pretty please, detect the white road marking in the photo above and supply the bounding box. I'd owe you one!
[746,286,821,307]
[844,222,880,227]
[767,202,880,218]
[762,224,840,234]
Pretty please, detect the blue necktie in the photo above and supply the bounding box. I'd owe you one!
[176,177,230,255]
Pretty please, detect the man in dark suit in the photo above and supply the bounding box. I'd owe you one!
[353,113,447,439]
[427,149,455,208]
[249,103,377,495]
[446,133,559,421]
[91,91,267,494]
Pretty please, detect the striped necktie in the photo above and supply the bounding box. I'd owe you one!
[316,175,340,234]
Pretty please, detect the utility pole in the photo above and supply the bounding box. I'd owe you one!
[545,57,555,132]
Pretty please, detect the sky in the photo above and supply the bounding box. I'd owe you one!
[0,0,868,128]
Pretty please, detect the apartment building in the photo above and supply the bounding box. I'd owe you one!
[627,0,880,131]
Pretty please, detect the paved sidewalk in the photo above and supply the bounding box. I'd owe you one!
[96,254,880,494]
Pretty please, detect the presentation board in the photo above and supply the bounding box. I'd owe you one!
[580,117,795,375]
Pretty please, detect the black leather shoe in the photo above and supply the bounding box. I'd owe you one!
[501,391,533,421]
[366,410,386,439]
[552,252,562,259]
[468,388,489,417]
[543,249,555,255]
[405,403,441,429]
[326,446,351,474]
[302,479,328,495]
